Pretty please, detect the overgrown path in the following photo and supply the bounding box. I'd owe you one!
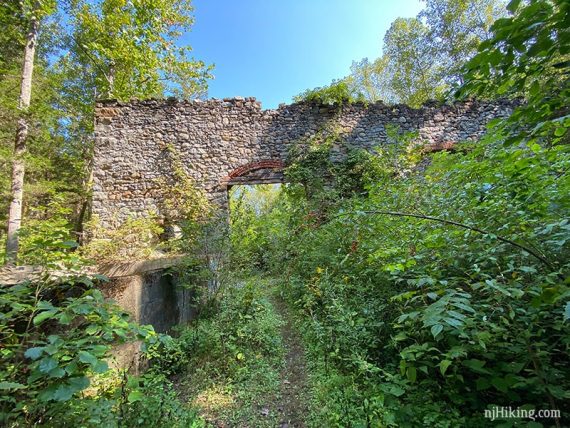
[174,277,312,427]
[271,293,310,428]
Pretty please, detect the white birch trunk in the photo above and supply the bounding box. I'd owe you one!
[5,7,39,265]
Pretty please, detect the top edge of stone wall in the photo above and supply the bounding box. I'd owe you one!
[95,96,515,113]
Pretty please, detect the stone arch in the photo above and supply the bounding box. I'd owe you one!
[221,159,285,188]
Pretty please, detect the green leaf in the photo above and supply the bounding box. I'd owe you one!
[93,360,109,374]
[476,378,491,391]
[48,367,66,378]
[406,366,417,383]
[554,127,566,137]
[380,383,405,397]
[85,324,99,335]
[33,309,58,325]
[507,0,521,13]
[37,301,56,310]
[128,390,144,403]
[39,357,59,373]
[25,347,45,360]
[462,359,490,374]
[491,376,510,393]
[52,384,75,401]
[78,351,98,366]
[58,312,74,325]
[399,359,407,376]
[0,382,26,391]
[68,376,90,391]
[430,324,443,338]
[439,360,452,376]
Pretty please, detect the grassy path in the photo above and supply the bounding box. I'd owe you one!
[175,278,311,427]
[272,294,310,428]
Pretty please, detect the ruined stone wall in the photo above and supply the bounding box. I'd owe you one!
[93,97,512,227]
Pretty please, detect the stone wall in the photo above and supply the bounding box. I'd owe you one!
[93,97,513,227]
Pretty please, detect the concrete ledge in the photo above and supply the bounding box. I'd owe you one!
[98,255,187,279]
[0,256,188,286]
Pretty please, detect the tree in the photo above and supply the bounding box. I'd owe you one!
[420,0,506,85]
[383,17,445,107]
[346,57,396,103]
[0,1,27,75]
[60,0,213,241]
[65,0,212,100]
[1,0,212,263]
[458,0,569,145]
[5,0,56,265]
[343,0,506,107]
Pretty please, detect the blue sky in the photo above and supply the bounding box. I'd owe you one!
[184,0,423,109]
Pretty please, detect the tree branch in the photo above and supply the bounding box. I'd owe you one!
[334,210,556,271]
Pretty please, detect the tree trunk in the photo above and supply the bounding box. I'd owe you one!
[5,7,39,265]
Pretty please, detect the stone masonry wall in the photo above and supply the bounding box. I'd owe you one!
[93,97,513,227]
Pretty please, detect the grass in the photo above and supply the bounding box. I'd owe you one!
[172,277,288,427]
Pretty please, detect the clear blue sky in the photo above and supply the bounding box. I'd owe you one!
[184,0,423,109]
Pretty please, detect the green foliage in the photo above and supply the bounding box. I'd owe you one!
[0,0,212,259]
[83,215,164,262]
[1,1,568,427]
[419,0,504,84]
[16,201,82,267]
[158,145,212,224]
[294,80,361,105]
[57,370,205,427]
[343,0,506,106]
[146,278,285,426]
[177,280,284,377]
[0,274,154,425]
[66,0,213,100]
[458,0,570,145]
[81,146,211,262]
[383,17,448,107]
[258,129,570,425]
[229,185,283,272]
[156,144,212,253]
[232,7,570,422]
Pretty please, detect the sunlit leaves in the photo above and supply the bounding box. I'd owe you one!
[67,0,213,100]
[458,0,570,145]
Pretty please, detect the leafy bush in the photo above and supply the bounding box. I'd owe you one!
[0,271,207,427]
[0,274,153,425]
[294,80,362,105]
[236,78,570,425]
[82,215,164,262]
[139,279,284,425]
[56,371,205,427]
[175,280,283,377]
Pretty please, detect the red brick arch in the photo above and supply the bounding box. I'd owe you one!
[422,141,457,153]
[221,159,285,185]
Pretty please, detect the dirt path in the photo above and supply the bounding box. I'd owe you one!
[272,295,310,428]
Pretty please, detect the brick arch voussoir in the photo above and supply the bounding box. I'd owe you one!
[221,159,285,186]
